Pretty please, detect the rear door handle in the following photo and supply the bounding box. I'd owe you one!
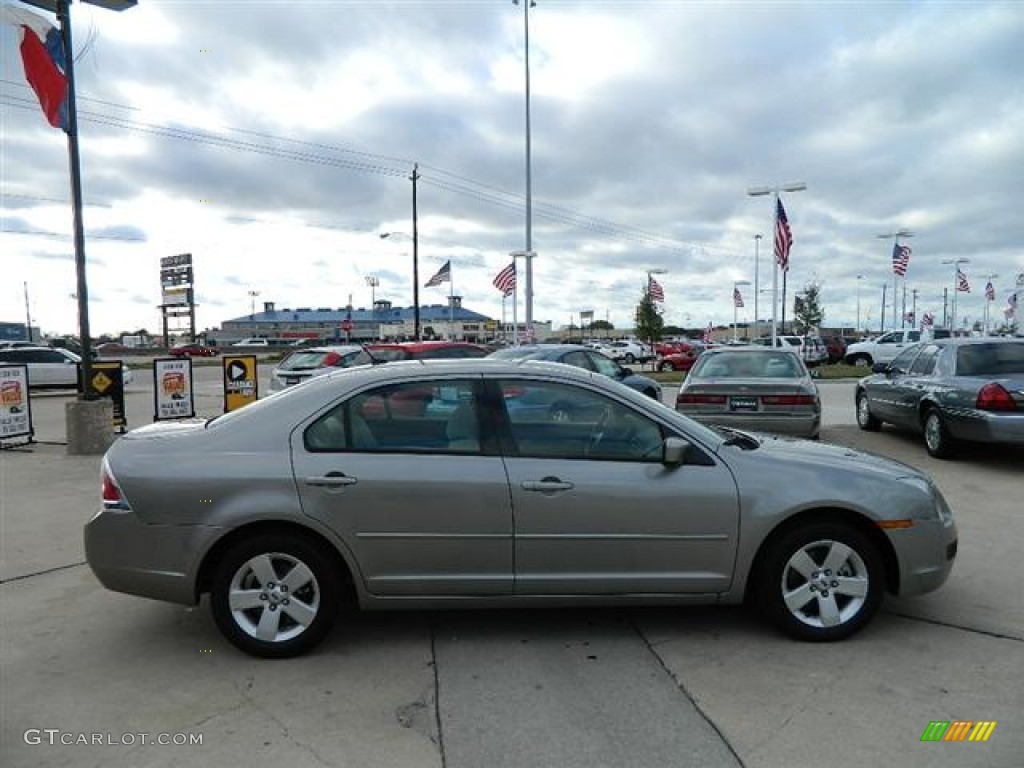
[522,477,575,493]
[304,471,358,487]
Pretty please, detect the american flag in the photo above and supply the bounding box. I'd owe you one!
[904,310,915,324]
[425,260,451,287]
[956,268,970,293]
[733,287,745,308]
[774,198,793,272]
[922,312,935,328]
[648,277,665,303]
[1007,292,1018,319]
[892,243,911,276]
[702,323,713,344]
[492,262,516,296]
[985,281,996,301]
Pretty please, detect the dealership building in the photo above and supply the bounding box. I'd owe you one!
[215,300,552,344]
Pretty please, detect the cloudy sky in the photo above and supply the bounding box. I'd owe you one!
[2,0,1022,338]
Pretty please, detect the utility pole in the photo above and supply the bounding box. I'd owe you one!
[911,289,919,328]
[411,164,421,341]
[23,282,32,341]
[943,288,948,328]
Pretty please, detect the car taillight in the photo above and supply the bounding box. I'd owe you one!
[101,464,130,510]
[761,395,818,405]
[676,394,727,404]
[976,383,1017,411]
[323,352,342,367]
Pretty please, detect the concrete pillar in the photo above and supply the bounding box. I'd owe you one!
[65,399,115,455]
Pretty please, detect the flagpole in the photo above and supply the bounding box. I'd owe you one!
[449,265,455,341]
[771,191,779,346]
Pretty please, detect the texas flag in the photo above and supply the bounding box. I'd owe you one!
[1,4,69,131]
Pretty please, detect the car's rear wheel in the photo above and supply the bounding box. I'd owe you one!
[658,360,674,372]
[856,391,881,431]
[850,355,871,368]
[923,407,957,459]
[210,534,340,658]
[624,353,636,364]
[757,523,883,642]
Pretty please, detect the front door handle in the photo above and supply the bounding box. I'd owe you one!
[522,477,574,493]
[304,471,358,487]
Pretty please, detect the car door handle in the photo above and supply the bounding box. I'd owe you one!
[522,477,575,493]
[304,472,358,487]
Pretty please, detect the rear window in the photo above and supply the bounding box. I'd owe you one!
[280,349,369,371]
[692,352,804,378]
[955,343,1024,376]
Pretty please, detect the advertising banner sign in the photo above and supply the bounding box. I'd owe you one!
[89,360,127,430]
[0,364,33,442]
[223,355,258,412]
[154,358,195,420]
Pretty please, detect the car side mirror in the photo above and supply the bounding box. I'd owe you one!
[871,362,891,374]
[663,436,692,466]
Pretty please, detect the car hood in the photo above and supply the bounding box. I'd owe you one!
[622,372,659,390]
[728,431,926,481]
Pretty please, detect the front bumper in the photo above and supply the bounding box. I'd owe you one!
[85,507,225,606]
[887,517,958,597]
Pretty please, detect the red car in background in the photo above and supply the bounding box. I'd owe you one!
[170,344,219,358]
[656,341,704,372]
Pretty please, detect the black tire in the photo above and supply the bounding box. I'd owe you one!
[210,533,341,658]
[658,361,674,372]
[624,353,636,364]
[923,407,957,459]
[849,354,872,368]
[756,522,884,642]
[855,391,881,431]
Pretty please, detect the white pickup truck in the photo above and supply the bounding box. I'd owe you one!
[844,329,951,367]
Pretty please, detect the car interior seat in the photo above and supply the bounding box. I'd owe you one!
[446,401,479,452]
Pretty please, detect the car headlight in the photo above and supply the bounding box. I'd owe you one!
[902,476,954,526]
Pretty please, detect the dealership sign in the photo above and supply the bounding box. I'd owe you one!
[223,355,258,412]
[0,365,33,443]
[153,358,195,420]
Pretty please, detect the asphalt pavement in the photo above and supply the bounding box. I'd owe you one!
[2,366,1021,768]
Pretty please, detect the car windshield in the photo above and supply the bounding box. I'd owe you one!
[955,343,1024,376]
[691,352,803,379]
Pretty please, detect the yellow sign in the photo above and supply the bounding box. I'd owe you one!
[91,371,113,393]
[223,355,258,412]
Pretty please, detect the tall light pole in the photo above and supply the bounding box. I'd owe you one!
[732,280,751,342]
[856,274,864,334]
[877,229,913,330]
[942,258,970,333]
[365,275,380,339]
[514,0,536,340]
[247,289,260,320]
[747,182,807,347]
[752,234,762,339]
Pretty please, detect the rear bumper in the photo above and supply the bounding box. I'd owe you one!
[944,408,1024,445]
[85,507,225,606]
[680,410,820,438]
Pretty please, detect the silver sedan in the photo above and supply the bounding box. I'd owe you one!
[676,346,821,438]
[86,359,956,657]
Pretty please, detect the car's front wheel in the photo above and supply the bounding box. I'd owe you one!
[856,391,881,431]
[658,360,674,372]
[757,523,883,642]
[849,354,872,368]
[624,353,636,364]
[210,533,341,658]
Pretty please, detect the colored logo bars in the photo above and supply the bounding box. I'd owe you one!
[920,721,997,743]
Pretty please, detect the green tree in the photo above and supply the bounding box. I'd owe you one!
[589,319,614,331]
[793,282,824,334]
[635,290,664,354]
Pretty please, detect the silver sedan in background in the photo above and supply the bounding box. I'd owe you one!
[676,346,821,438]
[855,337,1024,458]
[85,359,955,657]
